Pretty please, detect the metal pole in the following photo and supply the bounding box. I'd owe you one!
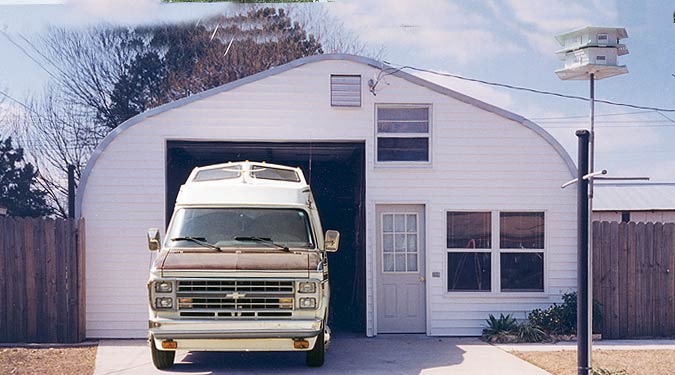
[587,73,595,372]
[68,164,76,219]
[576,130,590,375]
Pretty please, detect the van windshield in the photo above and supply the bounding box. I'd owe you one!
[166,208,315,250]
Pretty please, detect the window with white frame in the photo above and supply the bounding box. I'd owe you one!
[499,212,545,292]
[597,33,609,45]
[446,211,545,293]
[446,212,492,291]
[376,106,430,162]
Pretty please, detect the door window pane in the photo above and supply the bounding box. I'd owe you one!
[383,214,393,232]
[407,254,418,272]
[383,254,394,272]
[500,253,544,292]
[406,214,417,232]
[500,212,544,249]
[395,254,406,272]
[383,234,393,252]
[447,212,491,249]
[447,252,491,291]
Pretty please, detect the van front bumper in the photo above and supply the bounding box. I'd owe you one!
[149,318,324,351]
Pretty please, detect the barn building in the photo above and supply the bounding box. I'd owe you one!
[593,183,675,223]
[77,54,577,338]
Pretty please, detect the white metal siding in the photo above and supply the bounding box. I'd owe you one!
[81,58,575,338]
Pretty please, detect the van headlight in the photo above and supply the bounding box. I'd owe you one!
[298,282,316,293]
[155,297,174,309]
[155,281,173,293]
[299,297,317,309]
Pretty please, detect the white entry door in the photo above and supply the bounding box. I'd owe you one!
[376,204,426,333]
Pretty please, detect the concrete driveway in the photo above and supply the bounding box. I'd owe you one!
[93,334,550,375]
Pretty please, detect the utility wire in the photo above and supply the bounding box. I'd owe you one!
[529,110,656,120]
[379,64,675,113]
[0,30,60,82]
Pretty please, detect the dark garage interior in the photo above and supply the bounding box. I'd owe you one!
[166,141,366,333]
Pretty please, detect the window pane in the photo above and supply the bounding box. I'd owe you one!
[500,212,544,249]
[194,166,242,181]
[407,254,418,272]
[447,252,491,291]
[406,214,417,232]
[394,214,406,232]
[383,214,393,232]
[378,121,429,133]
[395,254,406,272]
[395,234,406,252]
[383,254,394,272]
[500,253,544,292]
[377,137,429,162]
[407,234,417,253]
[377,107,429,121]
[447,212,491,249]
[383,234,393,252]
[251,166,300,182]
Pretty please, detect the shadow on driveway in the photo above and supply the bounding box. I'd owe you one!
[94,334,549,375]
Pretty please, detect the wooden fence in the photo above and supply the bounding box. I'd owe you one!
[0,217,85,343]
[593,221,675,339]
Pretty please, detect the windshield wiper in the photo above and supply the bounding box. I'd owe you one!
[233,236,290,252]
[170,236,222,251]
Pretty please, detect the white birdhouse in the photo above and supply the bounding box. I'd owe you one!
[555,26,628,80]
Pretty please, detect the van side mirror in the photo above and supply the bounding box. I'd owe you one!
[324,230,340,252]
[147,228,161,251]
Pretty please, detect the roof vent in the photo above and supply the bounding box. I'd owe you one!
[331,75,361,107]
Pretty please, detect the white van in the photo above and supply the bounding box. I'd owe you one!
[146,161,339,369]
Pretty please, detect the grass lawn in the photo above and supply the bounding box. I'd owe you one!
[0,346,97,375]
[513,349,675,375]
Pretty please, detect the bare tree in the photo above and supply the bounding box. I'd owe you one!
[13,88,98,217]
[20,6,373,215]
[286,4,383,58]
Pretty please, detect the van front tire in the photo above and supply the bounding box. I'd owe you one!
[306,329,325,367]
[150,336,175,369]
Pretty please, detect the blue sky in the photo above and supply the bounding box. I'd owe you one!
[1,0,674,180]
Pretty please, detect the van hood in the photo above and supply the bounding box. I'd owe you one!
[154,250,321,276]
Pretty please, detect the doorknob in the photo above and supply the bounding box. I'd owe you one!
[419,276,425,282]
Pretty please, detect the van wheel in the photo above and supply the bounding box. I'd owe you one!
[150,336,175,369]
[306,329,325,367]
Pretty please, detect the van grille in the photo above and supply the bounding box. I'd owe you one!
[176,280,294,319]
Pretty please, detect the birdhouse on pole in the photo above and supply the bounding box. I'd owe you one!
[555,26,629,80]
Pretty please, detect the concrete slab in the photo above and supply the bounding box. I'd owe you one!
[496,339,675,352]
[93,334,550,375]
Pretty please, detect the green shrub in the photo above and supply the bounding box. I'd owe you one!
[527,291,603,335]
[517,322,550,342]
[482,313,518,342]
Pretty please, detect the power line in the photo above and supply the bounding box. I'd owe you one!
[380,64,675,113]
[529,110,656,120]
[0,30,60,82]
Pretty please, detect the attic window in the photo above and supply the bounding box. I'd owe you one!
[331,75,361,107]
[376,105,431,162]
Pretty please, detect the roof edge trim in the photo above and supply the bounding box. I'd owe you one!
[76,53,575,217]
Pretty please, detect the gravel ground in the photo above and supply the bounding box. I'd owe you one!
[513,349,675,375]
[0,346,97,375]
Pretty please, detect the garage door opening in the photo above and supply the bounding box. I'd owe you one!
[166,141,366,333]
